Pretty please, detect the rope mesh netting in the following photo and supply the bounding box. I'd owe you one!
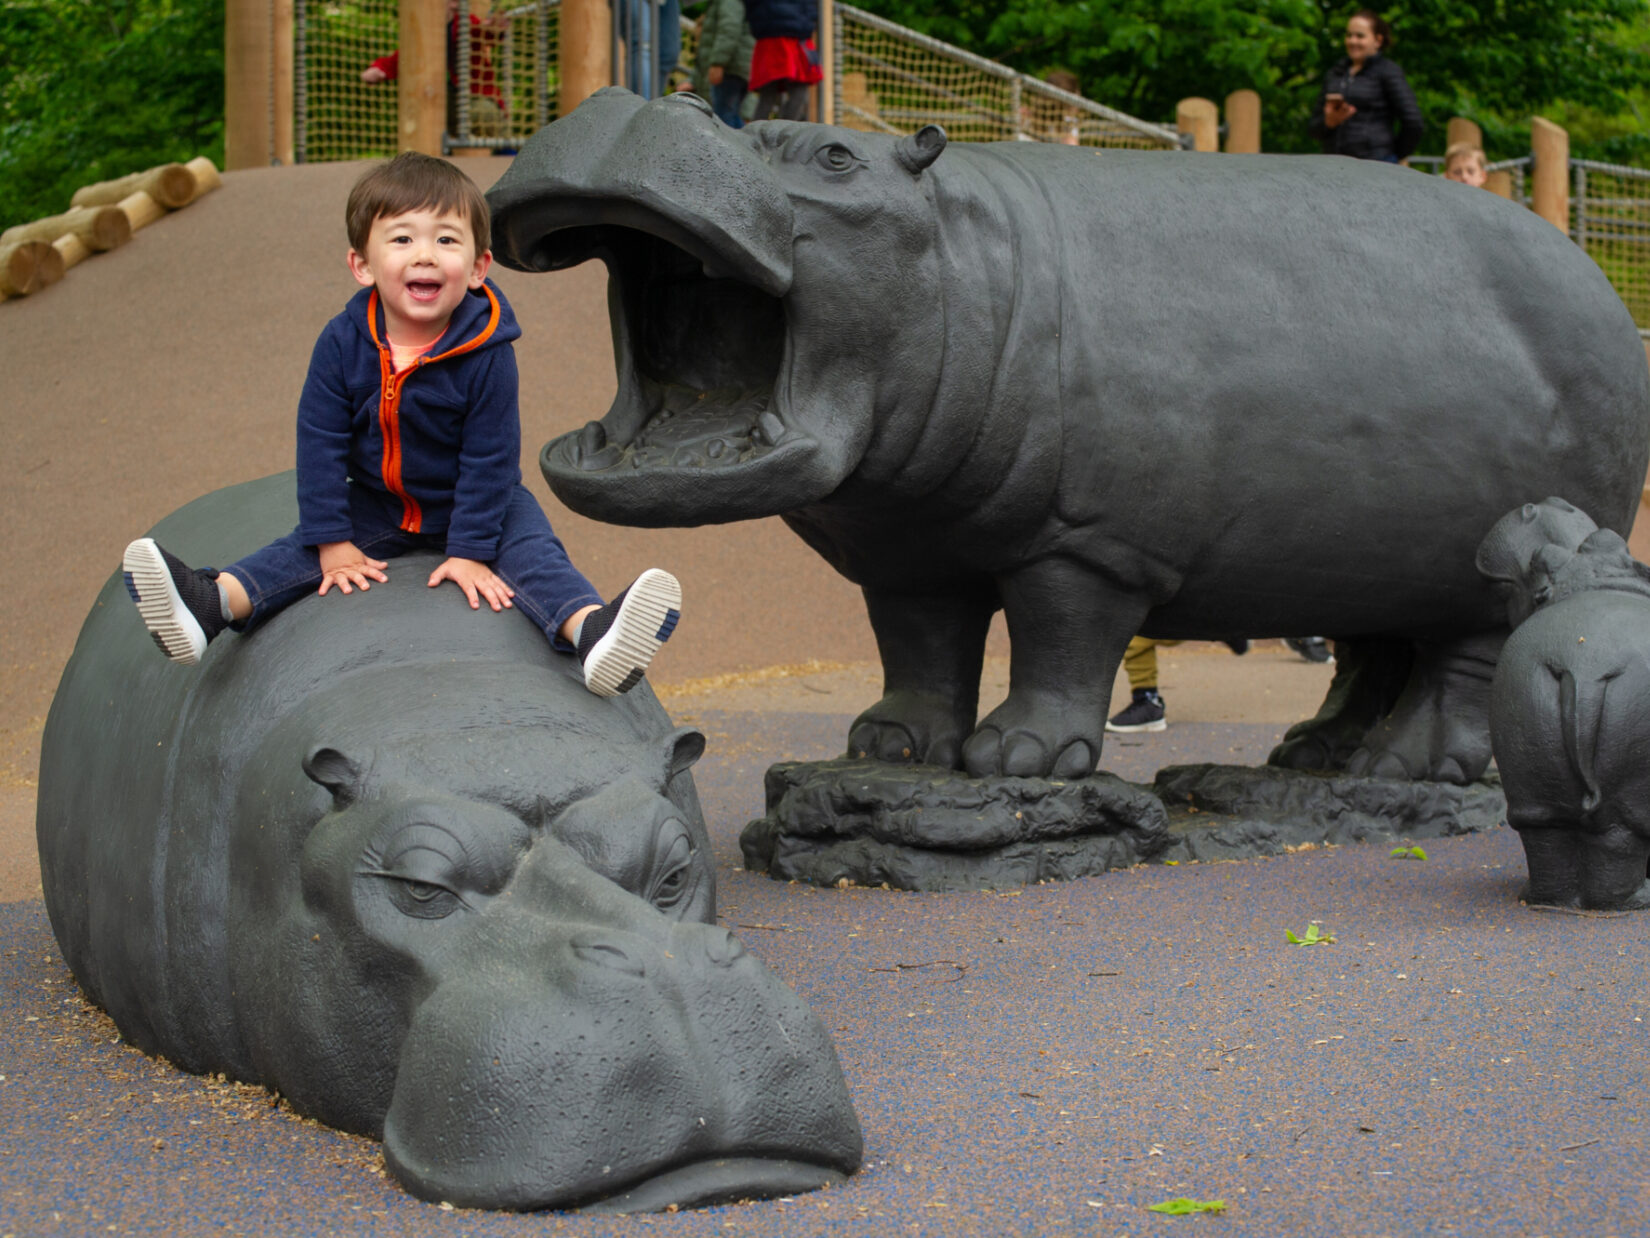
[297,0,560,160]
[834,3,1181,150]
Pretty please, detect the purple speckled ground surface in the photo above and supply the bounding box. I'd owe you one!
[5,711,1648,1238]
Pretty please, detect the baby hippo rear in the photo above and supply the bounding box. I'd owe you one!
[1478,498,1650,910]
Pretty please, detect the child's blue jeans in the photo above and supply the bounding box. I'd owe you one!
[220,483,603,651]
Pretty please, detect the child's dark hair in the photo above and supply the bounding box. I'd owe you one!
[1350,8,1393,47]
[346,152,491,255]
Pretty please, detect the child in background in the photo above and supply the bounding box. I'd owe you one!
[692,0,755,128]
[744,0,821,121]
[1443,142,1488,188]
[123,154,680,698]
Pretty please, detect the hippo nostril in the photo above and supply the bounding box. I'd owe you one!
[705,930,746,968]
[571,937,646,977]
[668,90,714,116]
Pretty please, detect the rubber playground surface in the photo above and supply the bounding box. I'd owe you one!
[4,160,1649,1237]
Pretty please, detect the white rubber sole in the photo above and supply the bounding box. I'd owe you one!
[122,538,208,665]
[583,569,681,698]
[1105,717,1167,734]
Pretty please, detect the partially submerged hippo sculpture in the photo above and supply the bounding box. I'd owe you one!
[1478,498,1650,910]
[488,89,1649,785]
[37,473,861,1211]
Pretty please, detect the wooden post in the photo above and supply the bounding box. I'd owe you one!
[225,0,273,169]
[272,0,295,164]
[184,157,225,201]
[559,0,612,116]
[1223,89,1260,153]
[118,191,167,233]
[0,241,66,298]
[1446,117,1483,151]
[1531,116,1570,233]
[1485,170,1514,199]
[819,0,835,126]
[400,0,447,154]
[53,234,92,272]
[1176,97,1218,152]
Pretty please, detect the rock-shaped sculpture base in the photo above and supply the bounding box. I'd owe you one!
[741,759,1506,891]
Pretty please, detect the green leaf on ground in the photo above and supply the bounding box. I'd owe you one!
[1285,922,1334,945]
[1390,845,1429,860]
[1148,1197,1228,1215]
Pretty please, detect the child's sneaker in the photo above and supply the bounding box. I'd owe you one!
[122,538,226,665]
[577,569,681,697]
[1105,688,1166,734]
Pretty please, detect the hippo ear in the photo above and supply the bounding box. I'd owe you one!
[303,746,365,807]
[664,727,706,780]
[894,125,947,175]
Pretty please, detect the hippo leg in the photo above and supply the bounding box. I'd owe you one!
[849,582,997,768]
[961,560,1149,779]
[1578,822,1650,911]
[1512,824,1584,907]
[1344,632,1502,784]
[1269,637,1412,772]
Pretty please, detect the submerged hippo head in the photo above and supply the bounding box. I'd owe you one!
[37,474,862,1211]
[488,88,951,525]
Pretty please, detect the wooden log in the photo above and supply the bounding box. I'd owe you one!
[118,191,166,233]
[0,205,131,252]
[400,0,447,154]
[1446,117,1483,151]
[72,163,196,210]
[53,233,91,271]
[184,156,223,201]
[558,0,612,116]
[1485,169,1514,199]
[0,240,66,297]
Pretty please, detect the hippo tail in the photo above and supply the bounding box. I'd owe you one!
[1556,667,1612,816]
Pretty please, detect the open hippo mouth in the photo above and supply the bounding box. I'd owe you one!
[489,88,859,525]
[545,221,796,483]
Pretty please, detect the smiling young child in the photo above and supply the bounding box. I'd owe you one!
[123,153,679,696]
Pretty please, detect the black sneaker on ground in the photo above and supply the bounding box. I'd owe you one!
[122,538,227,665]
[1105,688,1166,734]
[1286,637,1334,664]
[577,568,682,697]
[1224,639,1250,656]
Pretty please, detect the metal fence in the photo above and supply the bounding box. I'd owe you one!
[1572,159,1650,332]
[833,4,1183,149]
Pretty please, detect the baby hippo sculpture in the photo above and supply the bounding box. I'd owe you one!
[486,89,1649,787]
[37,474,862,1211]
[1478,498,1650,910]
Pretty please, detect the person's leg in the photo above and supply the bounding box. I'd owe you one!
[656,0,682,94]
[777,80,810,120]
[1107,636,1167,734]
[491,486,681,696]
[712,76,747,127]
[754,81,786,121]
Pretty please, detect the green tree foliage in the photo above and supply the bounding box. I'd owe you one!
[1,0,224,229]
[852,0,1650,161]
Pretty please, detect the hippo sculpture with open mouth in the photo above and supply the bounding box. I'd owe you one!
[36,473,862,1212]
[488,89,1649,785]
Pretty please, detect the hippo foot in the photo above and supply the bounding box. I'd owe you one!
[961,696,1099,779]
[1268,720,1366,772]
[848,692,970,768]
[1343,707,1487,786]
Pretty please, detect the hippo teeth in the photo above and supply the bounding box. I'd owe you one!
[574,387,788,473]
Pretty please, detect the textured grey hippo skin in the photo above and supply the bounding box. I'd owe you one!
[36,473,862,1211]
[1478,499,1650,910]
[489,88,1649,787]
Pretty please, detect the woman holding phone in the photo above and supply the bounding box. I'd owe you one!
[1309,10,1423,162]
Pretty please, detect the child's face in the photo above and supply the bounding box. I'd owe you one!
[347,207,492,344]
[1445,158,1487,188]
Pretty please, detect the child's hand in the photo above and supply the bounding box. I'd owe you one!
[428,557,515,612]
[317,541,389,596]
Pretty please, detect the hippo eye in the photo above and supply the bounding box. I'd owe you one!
[386,877,464,920]
[814,143,862,174]
[647,828,698,912]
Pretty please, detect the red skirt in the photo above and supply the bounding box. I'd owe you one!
[749,37,823,91]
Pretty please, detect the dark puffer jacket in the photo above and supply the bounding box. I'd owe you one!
[1308,54,1423,161]
[743,0,816,40]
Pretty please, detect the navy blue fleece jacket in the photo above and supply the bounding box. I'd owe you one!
[294,278,523,561]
